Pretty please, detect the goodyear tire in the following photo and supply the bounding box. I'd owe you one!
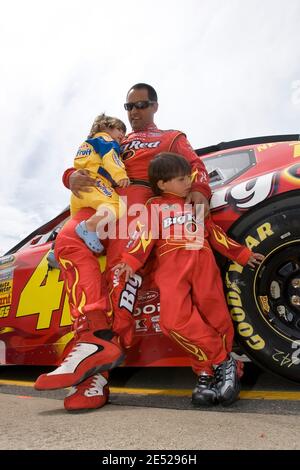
[224,193,300,382]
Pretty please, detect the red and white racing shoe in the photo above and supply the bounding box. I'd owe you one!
[35,317,124,390]
[64,372,109,411]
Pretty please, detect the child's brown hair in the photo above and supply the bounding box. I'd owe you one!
[88,113,126,138]
[149,152,191,195]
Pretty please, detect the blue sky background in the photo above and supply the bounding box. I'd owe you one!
[1,0,300,253]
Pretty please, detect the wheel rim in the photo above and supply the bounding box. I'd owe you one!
[254,239,300,342]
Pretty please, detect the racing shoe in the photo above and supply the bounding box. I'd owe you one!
[214,354,241,406]
[34,328,125,390]
[191,372,218,406]
[47,249,60,269]
[64,372,109,411]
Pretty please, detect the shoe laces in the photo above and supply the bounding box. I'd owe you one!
[87,374,108,395]
[215,356,236,384]
[60,343,96,368]
[197,373,214,387]
[68,373,108,397]
[61,343,82,364]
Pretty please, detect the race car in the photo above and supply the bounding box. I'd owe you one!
[1,134,300,383]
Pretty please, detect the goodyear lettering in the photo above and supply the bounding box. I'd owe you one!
[245,222,274,249]
[225,221,277,350]
[119,274,142,313]
[226,285,265,350]
[227,262,243,274]
[121,140,160,152]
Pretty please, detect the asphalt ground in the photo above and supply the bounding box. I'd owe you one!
[0,363,299,450]
[0,363,300,413]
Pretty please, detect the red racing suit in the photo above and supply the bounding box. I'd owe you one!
[57,124,211,347]
[119,193,251,374]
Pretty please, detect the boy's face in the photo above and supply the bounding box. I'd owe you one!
[106,127,125,145]
[158,175,192,198]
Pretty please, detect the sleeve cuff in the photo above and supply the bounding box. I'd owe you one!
[62,168,75,189]
[236,247,252,266]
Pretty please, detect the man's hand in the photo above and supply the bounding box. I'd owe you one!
[69,169,96,198]
[186,191,210,218]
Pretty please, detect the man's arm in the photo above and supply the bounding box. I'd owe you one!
[171,134,211,200]
[62,168,96,198]
[171,134,211,216]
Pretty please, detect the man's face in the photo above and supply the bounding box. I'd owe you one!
[126,88,158,131]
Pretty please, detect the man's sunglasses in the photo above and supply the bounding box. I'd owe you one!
[124,100,155,111]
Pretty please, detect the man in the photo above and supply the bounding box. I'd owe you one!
[35,84,212,411]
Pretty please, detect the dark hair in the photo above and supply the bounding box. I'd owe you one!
[148,152,191,195]
[127,83,158,102]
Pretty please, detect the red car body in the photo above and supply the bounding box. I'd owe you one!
[1,135,300,382]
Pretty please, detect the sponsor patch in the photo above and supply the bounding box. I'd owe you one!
[96,180,113,197]
[0,279,13,317]
[138,290,159,304]
[112,151,124,167]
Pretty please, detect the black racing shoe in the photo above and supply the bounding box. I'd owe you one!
[191,373,218,406]
[214,354,240,406]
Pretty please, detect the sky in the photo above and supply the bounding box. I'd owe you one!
[1,0,300,254]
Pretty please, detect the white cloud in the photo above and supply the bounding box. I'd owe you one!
[1,0,300,253]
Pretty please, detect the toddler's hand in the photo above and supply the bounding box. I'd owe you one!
[118,178,130,188]
[112,262,134,282]
[247,252,265,268]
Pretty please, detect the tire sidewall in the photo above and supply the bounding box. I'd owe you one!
[224,194,300,382]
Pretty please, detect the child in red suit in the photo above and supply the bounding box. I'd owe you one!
[115,152,264,406]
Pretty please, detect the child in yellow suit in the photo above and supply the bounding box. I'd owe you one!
[71,113,129,253]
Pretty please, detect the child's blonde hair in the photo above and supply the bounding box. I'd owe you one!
[88,113,126,138]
